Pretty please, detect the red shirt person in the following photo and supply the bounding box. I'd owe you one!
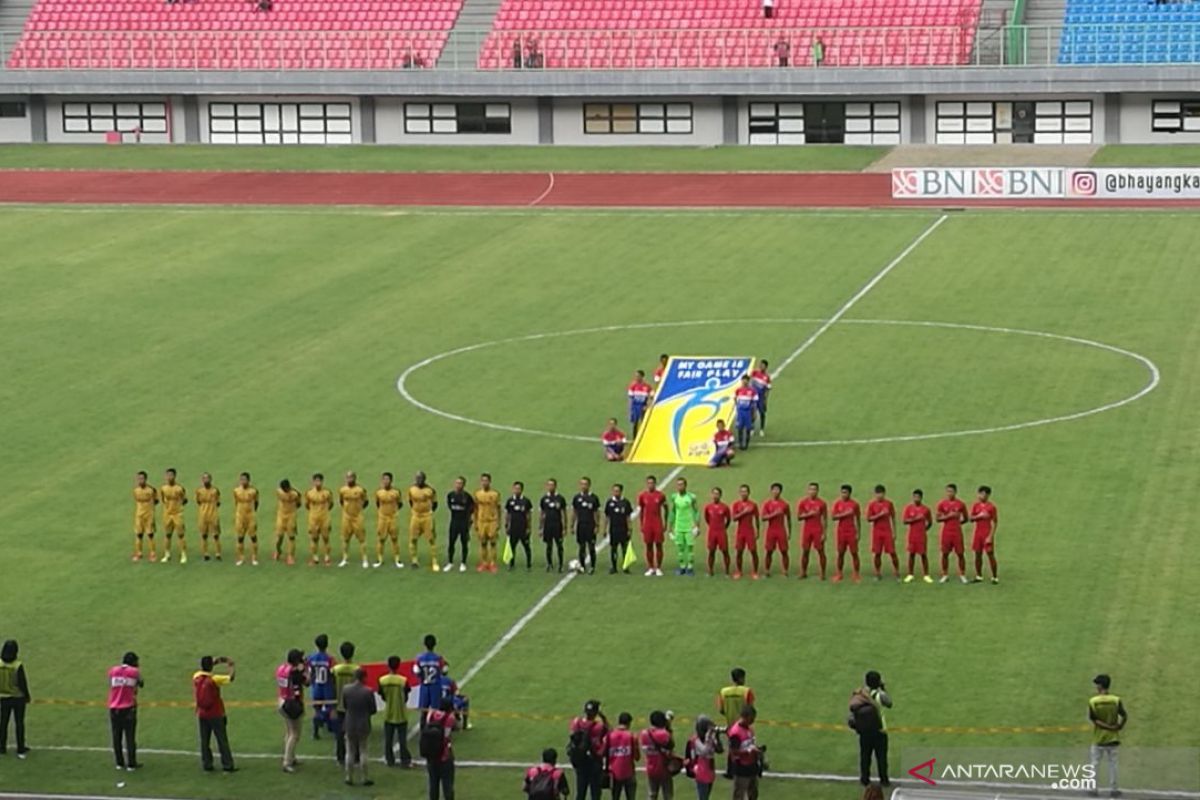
[703,487,732,576]
[568,700,609,797]
[730,485,760,580]
[637,477,668,577]
[760,483,791,577]
[969,485,999,584]
[796,482,828,579]
[830,484,861,583]
[866,484,900,579]
[902,489,934,583]
[524,750,570,798]
[936,483,969,583]
[639,712,675,799]
[604,714,640,795]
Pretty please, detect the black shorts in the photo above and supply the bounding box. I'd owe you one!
[542,527,563,542]
[576,527,597,543]
[610,532,630,547]
[449,520,470,538]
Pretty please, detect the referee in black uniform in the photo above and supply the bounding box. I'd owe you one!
[445,477,475,574]
[571,477,602,574]
[603,484,634,574]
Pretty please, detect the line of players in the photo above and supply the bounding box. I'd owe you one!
[131,468,999,583]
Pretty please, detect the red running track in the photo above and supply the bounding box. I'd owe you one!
[1,169,1197,208]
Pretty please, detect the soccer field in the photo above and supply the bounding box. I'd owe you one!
[2,203,1199,799]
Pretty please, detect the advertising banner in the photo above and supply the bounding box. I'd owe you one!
[1065,167,1200,199]
[892,167,1064,198]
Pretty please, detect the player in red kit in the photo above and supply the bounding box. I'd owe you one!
[730,484,759,580]
[866,484,900,580]
[796,482,828,580]
[637,476,668,578]
[760,483,791,577]
[902,489,934,583]
[831,484,861,583]
[937,483,969,584]
[652,354,669,389]
[969,485,999,584]
[703,487,732,576]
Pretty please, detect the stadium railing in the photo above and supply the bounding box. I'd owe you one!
[4,23,1200,71]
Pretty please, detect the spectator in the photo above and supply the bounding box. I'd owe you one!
[193,655,236,773]
[774,37,791,67]
[512,39,524,69]
[276,649,307,773]
[639,710,675,800]
[1088,674,1127,798]
[422,695,457,800]
[568,699,609,800]
[727,705,760,800]
[811,36,825,66]
[605,712,639,800]
[0,640,31,758]
[331,641,360,765]
[525,37,544,69]
[762,0,775,19]
[524,747,570,798]
[255,0,273,10]
[378,655,413,768]
[342,668,376,787]
[107,651,142,771]
[848,670,891,788]
[685,715,721,800]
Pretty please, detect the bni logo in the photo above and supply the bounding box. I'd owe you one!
[1070,170,1098,196]
[908,757,937,786]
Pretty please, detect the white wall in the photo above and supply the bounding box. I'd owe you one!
[1118,94,1200,144]
[375,97,539,144]
[552,97,724,146]
[46,96,174,143]
[196,95,362,144]
[0,98,32,143]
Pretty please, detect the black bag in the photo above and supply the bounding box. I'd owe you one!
[282,698,304,720]
[850,700,882,734]
[419,720,446,760]
[566,727,591,766]
[528,767,559,800]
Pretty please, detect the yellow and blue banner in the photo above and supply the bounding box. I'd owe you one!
[627,356,753,465]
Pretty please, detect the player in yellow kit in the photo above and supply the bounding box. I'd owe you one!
[159,468,188,564]
[473,472,502,573]
[194,472,222,561]
[338,471,370,569]
[132,471,159,562]
[233,472,260,566]
[374,472,404,569]
[305,473,335,566]
[407,471,439,571]
[273,478,302,565]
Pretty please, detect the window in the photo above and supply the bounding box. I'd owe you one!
[0,102,27,118]
[1033,100,1092,144]
[1152,99,1200,133]
[748,102,805,145]
[583,103,692,135]
[404,103,511,135]
[62,102,167,134]
[844,102,900,145]
[935,101,997,145]
[208,102,352,145]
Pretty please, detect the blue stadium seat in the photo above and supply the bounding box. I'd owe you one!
[1060,0,1200,63]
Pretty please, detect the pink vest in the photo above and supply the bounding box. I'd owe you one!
[108,664,140,710]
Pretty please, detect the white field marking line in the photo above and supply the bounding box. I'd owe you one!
[396,317,1159,448]
[776,213,947,374]
[23,749,1200,799]
[527,171,556,206]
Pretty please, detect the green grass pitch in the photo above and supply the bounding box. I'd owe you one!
[1,204,1198,799]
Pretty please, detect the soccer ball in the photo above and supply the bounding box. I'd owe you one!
[567,559,582,573]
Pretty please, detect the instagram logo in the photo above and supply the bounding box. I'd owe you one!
[1071,170,1098,196]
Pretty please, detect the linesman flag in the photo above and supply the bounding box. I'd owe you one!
[621,541,638,571]
[502,535,513,566]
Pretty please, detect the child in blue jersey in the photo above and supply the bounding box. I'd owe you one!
[306,633,336,740]
[438,674,471,730]
[733,375,758,451]
[412,633,448,723]
[627,370,653,437]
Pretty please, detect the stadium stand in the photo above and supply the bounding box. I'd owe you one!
[1059,0,1200,64]
[478,0,983,69]
[6,0,466,70]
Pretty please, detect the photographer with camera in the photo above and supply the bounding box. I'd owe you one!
[640,710,677,800]
[848,670,891,788]
[567,699,609,800]
[192,655,237,773]
[685,715,723,800]
[275,649,308,773]
[727,705,762,800]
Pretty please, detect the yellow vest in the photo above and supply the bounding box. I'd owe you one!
[0,659,22,698]
[719,685,751,725]
[1089,693,1123,746]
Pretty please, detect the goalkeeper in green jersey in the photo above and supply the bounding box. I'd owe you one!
[667,477,700,576]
